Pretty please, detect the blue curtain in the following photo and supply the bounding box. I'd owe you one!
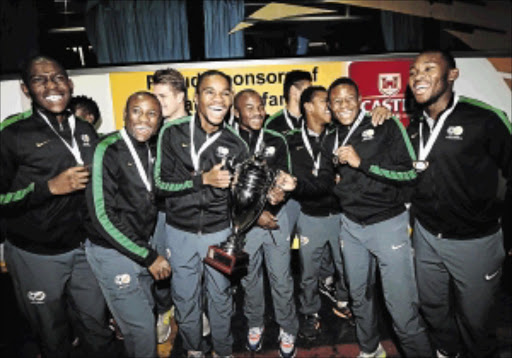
[296,36,309,55]
[204,0,245,59]
[85,0,189,64]
[380,10,423,52]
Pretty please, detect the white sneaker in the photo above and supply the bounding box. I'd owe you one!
[436,349,461,358]
[187,350,204,358]
[156,307,173,344]
[357,343,387,358]
[211,352,234,358]
[278,328,297,358]
[246,326,264,351]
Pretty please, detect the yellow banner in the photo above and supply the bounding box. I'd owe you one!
[109,62,346,129]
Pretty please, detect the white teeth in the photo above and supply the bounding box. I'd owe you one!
[45,95,63,102]
[209,106,224,111]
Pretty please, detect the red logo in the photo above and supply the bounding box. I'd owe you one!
[379,73,401,96]
[349,60,412,126]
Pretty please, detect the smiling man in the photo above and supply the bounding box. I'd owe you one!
[286,86,349,343]
[408,50,511,358]
[154,70,250,358]
[0,55,115,357]
[233,89,299,358]
[85,91,170,358]
[325,77,431,358]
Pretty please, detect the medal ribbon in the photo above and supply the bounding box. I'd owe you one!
[419,94,459,161]
[120,128,152,192]
[340,110,366,148]
[283,109,299,130]
[301,122,322,176]
[38,110,83,165]
[190,117,222,172]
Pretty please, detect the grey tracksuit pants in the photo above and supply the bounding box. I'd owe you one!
[296,212,348,315]
[164,225,233,356]
[413,221,504,358]
[5,240,115,358]
[341,212,432,357]
[85,241,157,358]
[242,206,299,335]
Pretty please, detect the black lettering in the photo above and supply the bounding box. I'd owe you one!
[233,74,243,86]
[256,73,266,85]
[245,73,255,86]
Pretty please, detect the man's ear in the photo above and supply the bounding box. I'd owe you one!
[68,78,74,95]
[177,91,185,104]
[234,107,240,118]
[304,102,312,113]
[448,68,459,83]
[21,83,30,98]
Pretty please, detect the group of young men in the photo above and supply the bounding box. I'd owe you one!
[0,49,510,358]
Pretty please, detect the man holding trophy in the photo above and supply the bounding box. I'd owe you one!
[230,89,300,358]
[154,71,294,358]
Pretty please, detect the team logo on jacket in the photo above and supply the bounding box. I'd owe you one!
[264,146,276,157]
[362,129,375,141]
[299,235,310,246]
[81,134,91,147]
[115,274,131,288]
[446,126,463,140]
[27,291,46,304]
[378,73,401,96]
[216,146,230,159]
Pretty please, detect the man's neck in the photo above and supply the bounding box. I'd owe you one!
[306,118,325,135]
[166,107,188,122]
[199,115,220,134]
[286,102,301,118]
[35,104,67,124]
[426,91,454,121]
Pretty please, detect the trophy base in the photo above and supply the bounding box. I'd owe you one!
[204,245,249,275]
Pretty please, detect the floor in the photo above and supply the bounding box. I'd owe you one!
[1,251,511,358]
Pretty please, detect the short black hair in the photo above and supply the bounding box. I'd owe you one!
[420,49,457,69]
[196,70,232,94]
[69,95,101,125]
[283,70,312,103]
[328,77,360,99]
[300,85,327,119]
[234,88,261,111]
[20,55,67,86]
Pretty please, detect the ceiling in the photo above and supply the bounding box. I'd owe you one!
[8,0,512,70]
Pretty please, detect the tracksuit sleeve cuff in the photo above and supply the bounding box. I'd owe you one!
[358,158,371,174]
[142,249,159,268]
[35,180,53,202]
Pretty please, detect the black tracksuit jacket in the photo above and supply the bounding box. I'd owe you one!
[286,126,341,217]
[0,107,97,254]
[154,115,249,234]
[408,95,511,239]
[264,108,302,136]
[84,130,159,267]
[325,112,417,225]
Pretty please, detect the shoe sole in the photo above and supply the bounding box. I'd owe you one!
[246,343,262,352]
[279,349,296,358]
